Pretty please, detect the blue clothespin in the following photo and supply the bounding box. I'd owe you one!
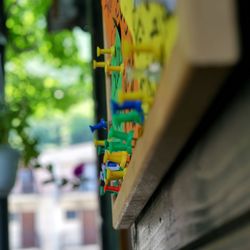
[111,100,143,113]
[89,118,107,133]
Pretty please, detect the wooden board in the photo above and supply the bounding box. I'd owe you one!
[200,221,250,250]
[131,80,250,249]
[112,0,239,229]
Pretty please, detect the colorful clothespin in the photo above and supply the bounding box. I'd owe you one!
[111,100,143,113]
[112,111,144,126]
[89,118,107,133]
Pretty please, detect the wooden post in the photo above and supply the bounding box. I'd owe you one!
[0,198,9,250]
[0,2,8,248]
[89,0,120,249]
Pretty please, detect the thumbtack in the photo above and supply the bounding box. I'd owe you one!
[102,162,121,171]
[106,161,121,171]
[94,140,108,147]
[122,40,160,57]
[97,46,115,57]
[103,151,129,168]
[111,100,143,113]
[133,44,157,53]
[104,185,120,193]
[118,90,153,105]
[93,60,109,69]
[89,118,107,133]
[100,184,118,195]
[105,63,124,74]
[106,168,126,181]
[108,127,134,142]
[108,141,132,154]
[112,111,144,126]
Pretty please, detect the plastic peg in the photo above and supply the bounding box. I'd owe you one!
[106,161,121,171]
[107,161,118,167]
[103,151,129,168]
[112,111,144,126]
[97,46,115,57]
[89,118,107,133]
[133,44,156,53]
[94,140,105,147]
[117,90,153,105]
[109,141,132,154]
[106,168,126,181]
[122,40,160,57]
[105,63,124,74]
[111,100,143,113]
[108,127,134,142]
[104,185,120,193]
[93,60,109,69]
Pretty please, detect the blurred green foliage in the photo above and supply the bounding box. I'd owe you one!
[2,0,93,166]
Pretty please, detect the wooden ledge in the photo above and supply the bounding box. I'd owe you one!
[111,0,239,229]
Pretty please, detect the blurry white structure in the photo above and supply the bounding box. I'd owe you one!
[9,143,101,250]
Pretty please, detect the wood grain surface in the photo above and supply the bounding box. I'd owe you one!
[112,0,239,229]
[131,81,250,250]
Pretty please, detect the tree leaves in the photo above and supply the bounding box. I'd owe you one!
[3,0,93,166]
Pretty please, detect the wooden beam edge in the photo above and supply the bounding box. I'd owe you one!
[111,0,240,229]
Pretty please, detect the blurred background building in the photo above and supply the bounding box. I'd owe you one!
[9,143,100,250]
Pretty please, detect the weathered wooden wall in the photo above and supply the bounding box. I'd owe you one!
[131,78,250,249]
[130,1,250,247]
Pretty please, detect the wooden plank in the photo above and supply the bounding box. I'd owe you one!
[200,220,250,250]
[112,0,239,229]
[131,81,250,250]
